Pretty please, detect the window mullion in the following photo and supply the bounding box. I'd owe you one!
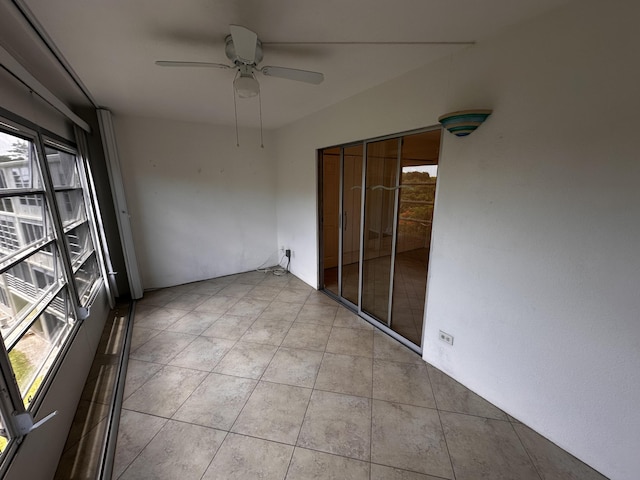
[62,216,87,234]
[0,342,27,433]
[0,189,43,199]
[0,237,56,273]
[33,139,83,319]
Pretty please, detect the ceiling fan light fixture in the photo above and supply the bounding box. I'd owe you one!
[234,74,260,98]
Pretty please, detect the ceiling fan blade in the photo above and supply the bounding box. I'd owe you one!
[263,41,475,46]
[260,66,324,85]
[155,61,232,69]
[229,25,257,64]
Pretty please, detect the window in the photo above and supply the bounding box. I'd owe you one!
[0,121,105,460]
[0,218,19,251]
[10,169,29,189]
[75,253,99,305]
[32,269,53,290]
[0,137,41,191]
[0,198,13,213]
[0,193,48,260]
[18,195,43,207]
[19,221,44,245]
[45,144,99,304]
[46,149,79,189]
[66,222,91,268]
[0,287,8,307]
[57,190,86,227]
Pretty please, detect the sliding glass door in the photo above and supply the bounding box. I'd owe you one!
[321,147,340,296]
[361,138,400,324]
[340,145,363,305]
[390,130,440,345]
[319,128,441,351]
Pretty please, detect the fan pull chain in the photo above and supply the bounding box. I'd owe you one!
[258,90,264,148]
[233,87,240,147]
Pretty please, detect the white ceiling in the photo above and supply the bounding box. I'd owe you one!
[21,0,569,129]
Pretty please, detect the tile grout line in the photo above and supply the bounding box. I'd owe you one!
[433,408,511,423]
[238,273,304,479]
[225,285,294,439]
[132,293,246,428]
[129,304,226,407]
[284,304,336,479]
[197,430,230,480]
[124,308,210,407]
[370,460,454,480]
[369,334,375,480]
[128,307,190,353]
[127,300,230,452]
[510,421,545,480]
[115,416,168,480]
[424,363,458,480]
[195,274,286,479]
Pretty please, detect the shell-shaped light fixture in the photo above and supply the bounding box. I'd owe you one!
[438,109,492,137]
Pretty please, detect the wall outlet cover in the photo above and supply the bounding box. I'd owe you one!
[439,330,454,345]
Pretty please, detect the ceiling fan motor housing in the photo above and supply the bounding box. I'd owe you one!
[225,35,263,65]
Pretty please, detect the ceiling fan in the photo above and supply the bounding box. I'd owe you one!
[155,25,474,146]
[156,25,324,99]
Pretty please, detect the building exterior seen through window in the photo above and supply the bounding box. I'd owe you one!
[0,120,103,458]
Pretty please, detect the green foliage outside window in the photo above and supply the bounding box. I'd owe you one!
[0,349,45,452]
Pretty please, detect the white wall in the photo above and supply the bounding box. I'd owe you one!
[114,116,277,289]
[274,1,640,478]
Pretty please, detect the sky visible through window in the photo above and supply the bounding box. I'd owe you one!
[0,132,23,156]
[403,165,437,176]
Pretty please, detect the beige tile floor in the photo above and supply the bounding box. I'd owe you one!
[113,271,608,480]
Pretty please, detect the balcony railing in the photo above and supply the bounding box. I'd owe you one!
[3,274,65,320]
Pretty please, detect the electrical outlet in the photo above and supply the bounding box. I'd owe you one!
[439,330,454,346]
[285,249,291,259]
[280,246,285,252]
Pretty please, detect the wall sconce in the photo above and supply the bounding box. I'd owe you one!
[438,109,492,137]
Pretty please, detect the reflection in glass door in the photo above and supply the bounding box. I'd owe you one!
[319,128,441,351]
[361,138,400,324]
[340,145,363,305]
[321,147,340,295]
[391,130,441,345]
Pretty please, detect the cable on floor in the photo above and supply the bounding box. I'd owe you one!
[255,251,289,276]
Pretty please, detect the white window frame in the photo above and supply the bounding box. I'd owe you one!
[0,114,107,468]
